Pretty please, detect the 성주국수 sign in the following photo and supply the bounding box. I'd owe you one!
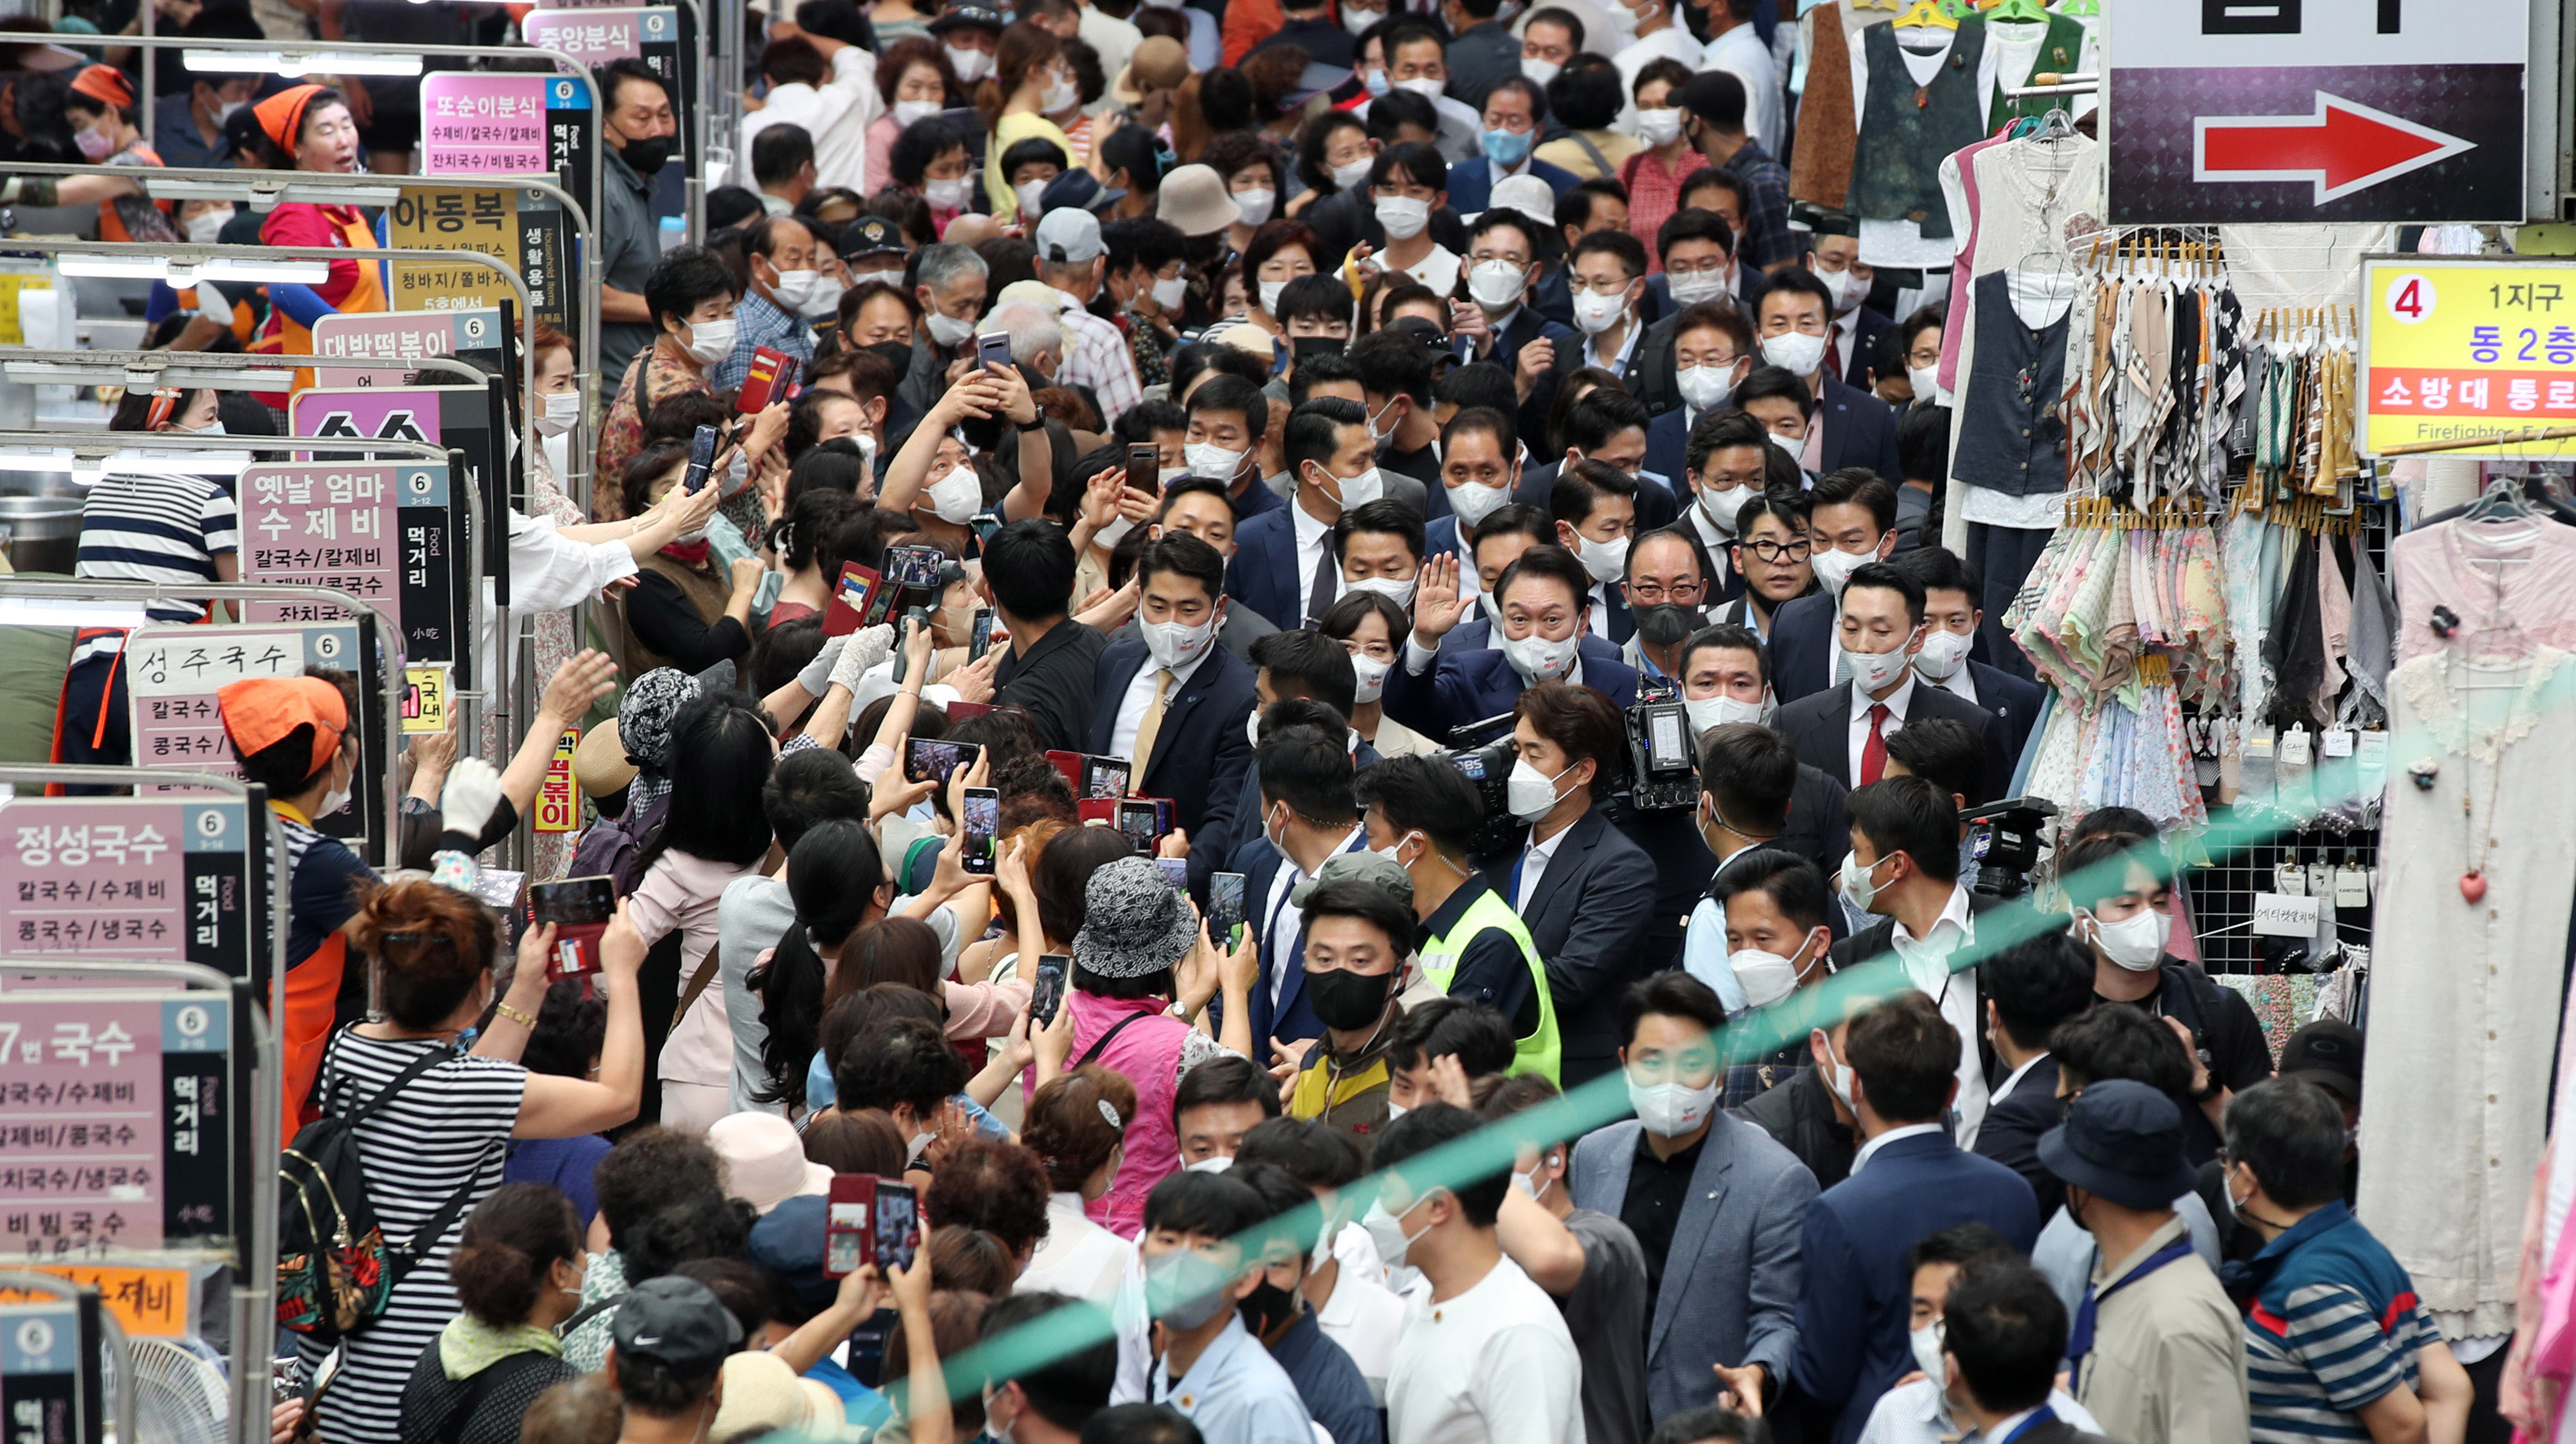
[2360,258,2576,458]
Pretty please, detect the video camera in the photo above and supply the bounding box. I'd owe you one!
[1436,711,1527,861]
[1962,796,2060,898]
[1624,678,1698,813]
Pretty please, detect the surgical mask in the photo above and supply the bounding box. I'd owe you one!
[1668,266,1730,306]
[1359,1195,1432,1270]
[1910,1322,1946,1387]
[1505,756,1569,822]
[1810,544,1873,595]
[1385,1102,1409,1123]
[1696,481,1751,532]
[1914,628,1971,681]
[1150,274,1189,310]
[1305,963,1396,1029]
[1143,1248,1233,1330]
[1731,933,1822,1009]
[1467,259,1527,310]
[1572,286,1627,335]
[1156,466,1189,489]
[188,419,226,438]
[1141,612,1221,671]
[1348,575,1416,607]
[801,274,847,320]
[1042,74,1079,113]
[1014,179,1049,219]
[2080,906,2171,972]
[185,208,233,245]
[1908,364,1940,403]
[318,781,352,819]
[1314,462,1383,511]
[1258,279,1287,315]
[926,463,983,522]
[1818,266,1861,312]
[923,309,977,347]
[767,267,820,310]
[537,390,582,438]
[925,175,977,211]
[1234,188,1276,226]
[1838,850,1891,914]
[1448,478,1510,527]
[680,317,738,366]
[216,99,246,126]
[619,135,671,177]
[945,44,993,82]
[1482,127,1534,168]
[1676,363,1734,413]
[1186,442,1246,481]
[74,126,115,161]
[1842,638,1912,693]
[1344,4,1382,33]
[893,97,942,127]
[1330,156,1375,191]
[1635,107,1684,146]
[1185,1155,1234,1173]
[1575,532,1628,584]
[1684,691,1769,736]
[1363,68,1391,97]
[1350,652,1391,703]
[1521,57,1561,88]
[1502,630,1577,686]
[1760,330,1827,376]
[1395,77,1446,100]
[1375,195,1431,241]
[1628,1076,1719,1136]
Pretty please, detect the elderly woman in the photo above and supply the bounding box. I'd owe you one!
[604,441,766,676]
[253,85,383,392]
[863,39,969,195]
[595,246,742,513]
[398,1183,587,1444]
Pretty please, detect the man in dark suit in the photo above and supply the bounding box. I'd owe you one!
[1203,640,1379,878]
[1939,1259,2123,1444]
[1484,680,1658,1087]
[984,519,1106,752]
[1804,219,1896,393]
[1630,208,1749,421]
[1788,991,2041,1444]
[1387,543,1640,743]
[1237,720,1372,1049]
[1450,208,1583,448]
[1442,77,1582,213]
[1770,562,2011,802]
[1512,387,1681,535]
[1968,931,2096,1222]
[1767,469,1903,704]
[1746,268,1904,487]
[1224,397,1377,632]
[1084,534,1261,890]
[1892,546,2046,763]
[1548,461,1638,647]
[1641,306,1757,500]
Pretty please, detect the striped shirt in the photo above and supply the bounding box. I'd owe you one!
[2242,1201,2436,1443]
[293,1032,528,1443]
[72,471,239,663]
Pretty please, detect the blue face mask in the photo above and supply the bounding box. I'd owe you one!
[1482,126,1535,167]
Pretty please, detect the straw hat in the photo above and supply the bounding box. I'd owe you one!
[572,719,638,799]
[1110,36,1189,106]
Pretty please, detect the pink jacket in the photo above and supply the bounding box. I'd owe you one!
[1067,989,1193,1236]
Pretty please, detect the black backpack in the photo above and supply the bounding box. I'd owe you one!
[276,1036,489,1344]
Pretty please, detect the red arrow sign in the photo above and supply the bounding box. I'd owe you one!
[2194,92,2474,204]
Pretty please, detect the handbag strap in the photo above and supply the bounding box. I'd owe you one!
[323,1031,453,1127]
[672,944,723,1043]
[555,1291,628,1341]
[1076,1009,1155,1069]
[1565,130,1615,181]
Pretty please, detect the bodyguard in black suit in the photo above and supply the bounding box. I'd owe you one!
[1449,207,1585,448]
[1967,931,2097,1223]
[1771,563,2013,804]
[1748,267,1906,487]
[1892,547,2047,763]
[1770,468,1906,704]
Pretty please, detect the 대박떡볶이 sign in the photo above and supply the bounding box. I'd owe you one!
[124,623,393,863]
[0,798,267,989]
[0,991,244,1258]
[2361,258,2576,458]
[236,460,471,691]
[418,74,595,214]
[309,307,507,389]
[534,729,580,832]
[382,188,575,350]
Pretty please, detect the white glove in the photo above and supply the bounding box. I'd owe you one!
[796,633,850,695]
[439,758,504,839]
[847,623,896,677]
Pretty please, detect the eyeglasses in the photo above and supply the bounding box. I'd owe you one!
[1627,579,1704,604]
[1740,537,1812,562]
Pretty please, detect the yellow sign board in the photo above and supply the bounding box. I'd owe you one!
[535,729,580,832]
[403,664,450,734]
[0,1264,190,1336]
[2360,258,2576,458]
[0,271,55,347]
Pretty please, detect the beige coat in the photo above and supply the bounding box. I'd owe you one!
[2075,1215,2252,1444]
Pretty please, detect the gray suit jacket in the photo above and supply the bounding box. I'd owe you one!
[1567,1112,1819,1421]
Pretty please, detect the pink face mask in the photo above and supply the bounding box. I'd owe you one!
[75,125,115,160]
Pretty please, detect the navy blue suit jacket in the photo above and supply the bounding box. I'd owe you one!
[1204,737,1381,884]
[1443,155,1582,216]
[1789,1131,2040,1443]
[1767,589,1838,704]
[1238,829,1371,1047]
[1222,507,1307,632]
[1083,637,1260,890]
[1837,306,1895,391]
[1481,802,1657,1084]
[1962,659,2045,765]
[1384,632,1638,743]
[1645,407,1692,506]
[1817,374,1904,489]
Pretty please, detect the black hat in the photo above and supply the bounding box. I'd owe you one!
[927,2,1006,33]
[1385,314,1448,350]
[837,214,909,263]
[2037,1079,2199,1211]
[610,1277,743,1379]
[2278,1018,2363,1102]
[1040,168,1125,215]
[746,1194,837,1314]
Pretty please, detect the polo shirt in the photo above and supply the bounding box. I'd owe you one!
[1618,1127,1706,1309]
[597,146,661,404]
[1150,1314,1313,1444]
[2241,1202,2439,1444]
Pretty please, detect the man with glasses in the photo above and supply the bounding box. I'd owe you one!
[1451,209,1581,446]
[1634,212,1746,418]
[1716,496,1817,641]
[1647,306,1759,500]
[1621,528,1708,681]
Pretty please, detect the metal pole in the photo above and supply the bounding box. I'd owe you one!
[0,347,488,390]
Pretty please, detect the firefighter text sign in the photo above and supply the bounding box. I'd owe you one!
[2360,258,2576,458]
[0,799,262,989]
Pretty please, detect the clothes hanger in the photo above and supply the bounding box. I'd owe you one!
[1986,0,2049,22]
[1890,0,1959,29]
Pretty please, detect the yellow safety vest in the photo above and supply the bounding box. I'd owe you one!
[1416,885,1561,1085]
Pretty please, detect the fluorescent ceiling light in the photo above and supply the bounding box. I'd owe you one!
[0,448,75,472]
[54,254,165,280]
[0,599,152,630]
[55,254,332,285]
[198,258,334,284]
[184,48,424,76]
[146,178,401,209]
[2,362,297,391]
[100,448,257,478]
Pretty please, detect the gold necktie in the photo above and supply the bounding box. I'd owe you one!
[1128,667,1174,774]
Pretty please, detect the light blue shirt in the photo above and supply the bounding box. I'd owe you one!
[2031,1189,2224,1324]
[1150,1314,1315,1444]
[1681,841,1769,1014]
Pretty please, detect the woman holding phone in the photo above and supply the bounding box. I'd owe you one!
[605,441,766,677]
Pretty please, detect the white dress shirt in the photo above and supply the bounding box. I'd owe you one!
[1988,1051,2049,1109]
[1703,21,1784,147]
[1845,671,1918,789]
[1890,882,1990,1148]
[1582,314,1644,374]
[1855,1380,2103,1444]
[1848,1120,1944,1176]
[1925,658,1981,706]
[1291,498,1337,623]
[1684,493,1734,557]
[1585,580,1617,642]
[1263,827,1365,1010]
[1512,818,1575,911]
[1110,646,1211,763]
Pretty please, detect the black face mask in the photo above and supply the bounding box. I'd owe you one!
[618,133,671,178]
[1238,1277,1301,1336]
[863,340,916,373]
[1636,602,1701,649]
[1291,335,1345,362]
[1305,966,1394,1030]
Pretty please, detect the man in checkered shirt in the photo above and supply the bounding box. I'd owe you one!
[1033,206,1145,428]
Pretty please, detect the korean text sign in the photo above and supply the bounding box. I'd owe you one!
[2361,258,2576,458]
[310,307,504,388]
[383,188,574,345]
[0,992,238,1257]
[417,74,594,226]
[0,799,264,990]
[236,460,468,679]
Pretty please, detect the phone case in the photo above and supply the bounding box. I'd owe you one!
[825,1174,877,1278]
[548,921,605,978]
[823,562,882,637]
[1047,750,1085,792]
[1077,797,1120,828]
[738,347,799,413]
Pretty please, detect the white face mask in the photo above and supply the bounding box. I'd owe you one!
[1234,188,1276,226]
[1395,77,1446,100]
[1330,156,1375,191]
[1150,274,1189,310]
[1505,756,1569,821]
[1913,628,1972,681]
[1347,575,1416,607]
[1467,258,1527,310]
[1627,1075,1718,1137]
[1186,442,1246,481]
[1343,4,1382,32]
[319,777,353,819]
[185,208,233,245]
[923,308,977,347]
[1502,630,1577,685]
[1838,850,1891,915]
[1730,931,1822,1010]
[2079,906,2171,971]
[767,267,820,310]
[1360,1195,1431,1269]
[1635,107,1684,146]
[680,317,738,365]
[893,97,942,127]
[216,99,247,125]
[1258,278,1286,315]
[537,390,582,438]
[926,463,983,522]
[1374,195,1431,241]
[1312,462,1383,511]
[1842,636,1913,693]
[1520,56,1561,88]
[1695,481,1751,533]
[1508,1153,1560,1202]
[1572,286,1628,335]
[1096,514,1135,549]
[1910,1321,1946,1390]
[1575,532,1628,585]
[1042,74,1079,113]
[1668,266,1729,306]
[925,175,978,211]
[1349,652,1391,703]
[1684,690,1769,738]
[1810,544,1873,595]
[1817,265,1862,312]
[1142,611,1221,671]
[945,44,993,81]
[1761,330,1827,377]
[1185,1155,1234,1173]
[1448,478,1510,528]
[1014,178,1049,220]
[1908,364,1940,403]
[1675,363,1736,413]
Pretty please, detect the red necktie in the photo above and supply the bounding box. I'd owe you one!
[1825,330,1844,385]
[1860,703,1890,786]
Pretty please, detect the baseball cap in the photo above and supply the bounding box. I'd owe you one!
[1289,850,1415,908]
[1040,168,1125,215]
[216,676,346,777]
[1034,207,1105,265]
[1488,173,1557,230]
[2277,1018,2363,1102]
[610,1277,743,1379]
